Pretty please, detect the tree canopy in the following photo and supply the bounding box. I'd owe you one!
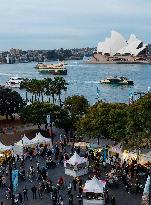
[0,87,25,119]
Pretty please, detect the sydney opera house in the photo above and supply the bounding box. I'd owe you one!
[88,31,151,64]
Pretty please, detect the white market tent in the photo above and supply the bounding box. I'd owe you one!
[64,152,89,177]
[67,152,87,165]
[83,177,106,193]
[0,142,12,152]
[13,134,32,157]
[83,177,106,205]
[30,132,52,145]
[15,134,31,147]
[13,133,52,157]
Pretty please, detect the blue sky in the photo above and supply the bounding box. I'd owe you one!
[0,0,151,50]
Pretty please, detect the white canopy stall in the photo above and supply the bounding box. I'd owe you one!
[30,132,52,147]
[0,142,12,152]
[64,152,89,177]
[13,134,31,157]
[83,176,106,205]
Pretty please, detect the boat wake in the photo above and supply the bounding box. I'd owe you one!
[84,81,100,84]
[0,73,11,76]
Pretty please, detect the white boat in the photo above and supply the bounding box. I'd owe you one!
[5,76,23,88]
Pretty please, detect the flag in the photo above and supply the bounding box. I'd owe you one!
[97,87,100,97]
[12,170,19,192]
[128,90,133,98]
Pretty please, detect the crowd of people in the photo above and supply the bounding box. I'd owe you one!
[0,133,150,205]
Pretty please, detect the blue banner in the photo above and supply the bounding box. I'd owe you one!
[12,170,19,192]
[103,145,107,161]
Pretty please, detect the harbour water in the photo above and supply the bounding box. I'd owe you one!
[0,60,151,104]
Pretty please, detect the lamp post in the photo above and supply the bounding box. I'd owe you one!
[47,115,53,144]
[9,157,14,204]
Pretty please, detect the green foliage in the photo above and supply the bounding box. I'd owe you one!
[0,87,25,119]
[76,102,128,141]
[76,93,151,148]
[64,95,89,116]
[20,101,61,124]
[20,77,68,106]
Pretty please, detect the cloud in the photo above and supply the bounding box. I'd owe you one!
[0,0,150,50]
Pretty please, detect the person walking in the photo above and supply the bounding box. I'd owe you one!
[38,186,43,199]
[23,187,28,201]
[31,185,37,199]
[69,194,73,205]
[111,196,115,205]
[72,178,77,191]
[77,193,82,205]
[18,193,23,204]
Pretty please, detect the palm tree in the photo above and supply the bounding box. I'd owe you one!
[44,78,57,103]
[53,77,68,106]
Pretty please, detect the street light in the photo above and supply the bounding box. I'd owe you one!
[46,114,53,144]
[9,157,14,204]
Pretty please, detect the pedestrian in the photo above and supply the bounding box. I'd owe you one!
[67,183,72,195]
[18,192,23,204]
[111,196,115,205]
[23,187,28,201]
[0,202,4,205]
[31,185,37,199]
[77,193,82,205]
[38,186,43,199]
[69,193,73,205]
[58,195,64,205]
[72,178,77,191]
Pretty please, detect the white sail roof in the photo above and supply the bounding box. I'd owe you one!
[97,31,147,56]
[67,152,87,165]
[83,176,106,193]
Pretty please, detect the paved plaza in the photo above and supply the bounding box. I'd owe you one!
[0,128,146,205]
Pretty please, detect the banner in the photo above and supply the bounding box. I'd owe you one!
[103,145,107,161]
[12,170,19,192]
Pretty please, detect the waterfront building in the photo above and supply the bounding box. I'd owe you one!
[87,31,150,64]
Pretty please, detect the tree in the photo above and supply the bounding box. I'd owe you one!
[20,101,73,136]
[64,95,89,117]
[44,78,57,103]
[55,108,72,135]
[76,102,127,144]
[20,102,61,124]
[0,87,25,120]
[53,77,68,106]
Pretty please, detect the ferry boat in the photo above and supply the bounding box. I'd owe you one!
[35,62,67,75]
[100,76,134,85]
[5,76,23,88]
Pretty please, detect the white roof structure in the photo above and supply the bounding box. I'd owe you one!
[15,134,31,147]
[0,142,12,151]
[83,176,106,193]
[31,132,52,145]
[97,31,147,56]
[66,152,87,165]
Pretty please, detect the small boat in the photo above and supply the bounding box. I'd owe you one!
[35,62,67,75]
[100,76,134,85]
[5,76,23,88]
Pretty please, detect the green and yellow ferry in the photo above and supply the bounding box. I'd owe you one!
[35,62,67,75]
